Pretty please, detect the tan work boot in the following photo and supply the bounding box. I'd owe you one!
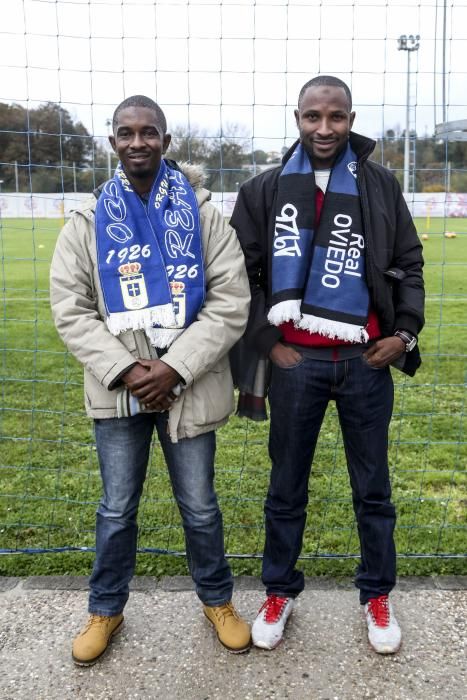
[203,602,251,653]
[72,613,124,666]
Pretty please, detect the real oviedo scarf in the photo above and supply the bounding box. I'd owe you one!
[268,141,369,343]
[96,160,205,348]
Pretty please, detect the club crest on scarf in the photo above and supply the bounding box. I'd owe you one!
[96,160,205,348]
[268,142,370,343]
[347,161,357,179]
[170,280,187,327]
[118,262,148,310]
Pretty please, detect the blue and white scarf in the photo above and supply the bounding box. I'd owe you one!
[268,141,369,343]
[96,160,205,348]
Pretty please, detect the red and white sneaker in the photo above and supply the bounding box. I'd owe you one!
[364,595,402,654]
[252,595,294,650]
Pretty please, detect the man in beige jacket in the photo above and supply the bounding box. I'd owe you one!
[50,95,251,665]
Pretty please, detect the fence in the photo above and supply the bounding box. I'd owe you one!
[0,0,466,565]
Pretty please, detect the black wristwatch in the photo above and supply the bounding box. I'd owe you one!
[394,329,417,352]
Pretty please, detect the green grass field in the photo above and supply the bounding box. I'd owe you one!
[0,216,466,577]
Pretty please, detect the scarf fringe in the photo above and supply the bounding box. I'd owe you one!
[106,304,176,336]
[145,327,185,348]
[267,300,301,326]
[298,313,369,343]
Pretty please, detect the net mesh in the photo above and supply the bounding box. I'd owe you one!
[0,0,466,560]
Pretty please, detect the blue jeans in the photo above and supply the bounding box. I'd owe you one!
[264,354,396,604]
[89,413,233,615]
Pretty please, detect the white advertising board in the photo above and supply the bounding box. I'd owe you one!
[1,191,467,220]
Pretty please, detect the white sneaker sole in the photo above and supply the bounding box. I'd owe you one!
[368,638,402,655]
[253,637,284,651]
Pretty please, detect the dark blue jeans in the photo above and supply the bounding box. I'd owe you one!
[264,354,396,604]
[89,413,233,615]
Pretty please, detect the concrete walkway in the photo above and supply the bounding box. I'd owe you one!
[1,576,466,700]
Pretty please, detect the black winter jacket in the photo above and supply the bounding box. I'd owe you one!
[230,132,425,375]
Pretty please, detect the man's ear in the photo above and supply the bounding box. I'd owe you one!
[163,133,172,154]
[349,111,356,129]
[294,109,300,129]
[108,135,116,153]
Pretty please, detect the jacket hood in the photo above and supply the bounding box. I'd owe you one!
[172,160,206,190]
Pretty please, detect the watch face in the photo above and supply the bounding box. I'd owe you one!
[395,330,417,352]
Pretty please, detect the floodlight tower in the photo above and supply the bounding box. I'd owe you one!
[397,34,420,193]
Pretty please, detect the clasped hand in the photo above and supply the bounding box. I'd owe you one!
[122,359,182,413]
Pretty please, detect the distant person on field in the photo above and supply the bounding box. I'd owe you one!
[230,75,424,654]
[50,95,251,665]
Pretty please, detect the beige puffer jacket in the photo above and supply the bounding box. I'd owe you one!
[50,164,250,442]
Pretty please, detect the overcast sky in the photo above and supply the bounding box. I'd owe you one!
[1,0,466,153]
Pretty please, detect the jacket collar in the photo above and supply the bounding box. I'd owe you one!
[93,159,205,200]
[281,131,376,169]
[80,160,208,222]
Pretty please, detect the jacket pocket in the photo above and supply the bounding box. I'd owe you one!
[84,370,118,411]
[190,355,234,427]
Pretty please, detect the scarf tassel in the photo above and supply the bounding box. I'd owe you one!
[145,327,185,348]
[267,299,301,326]
[298,313,369,343]
[106,303,176,336]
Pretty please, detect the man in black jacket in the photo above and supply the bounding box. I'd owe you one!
[230,75,424,654]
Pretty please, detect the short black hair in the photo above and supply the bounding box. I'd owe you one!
[112,95,167,133]
[298,76,352,111]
